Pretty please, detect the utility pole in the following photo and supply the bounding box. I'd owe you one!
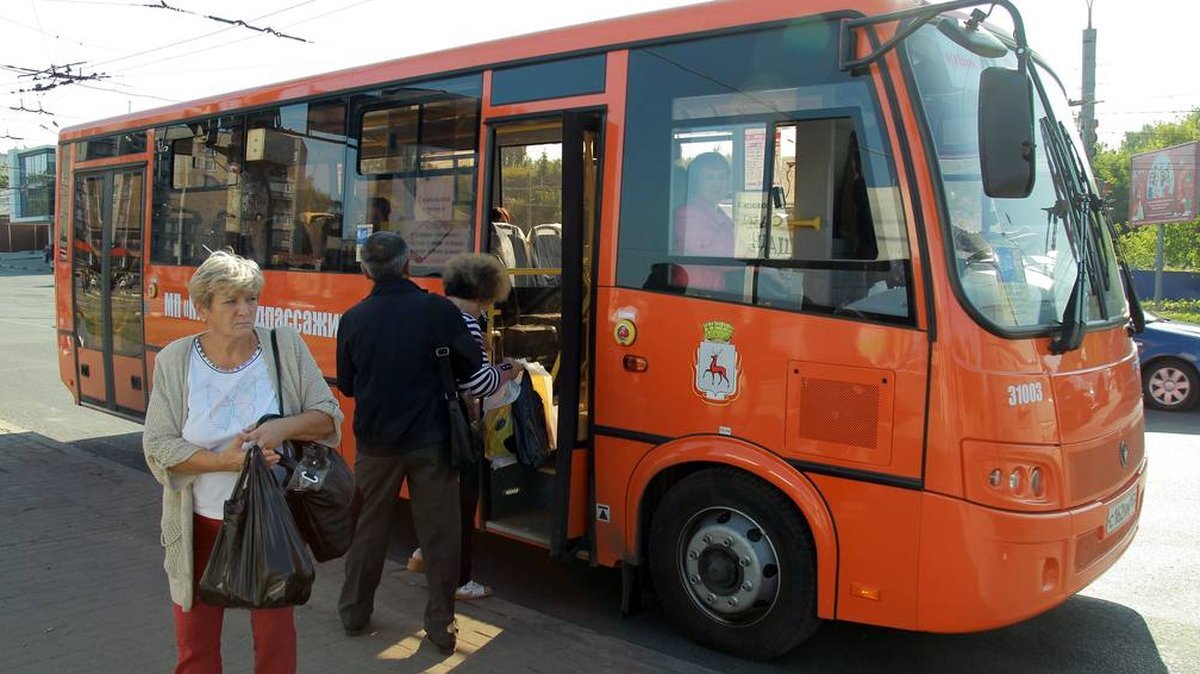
[1080,0,1098,160]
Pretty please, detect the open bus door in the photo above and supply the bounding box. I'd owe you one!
[70,167,148,416]
[482,110,601,557]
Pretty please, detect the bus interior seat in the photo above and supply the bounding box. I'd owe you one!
[529,223,562,286]
[492,222,536,287]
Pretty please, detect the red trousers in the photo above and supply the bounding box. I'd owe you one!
[172,514,296,674]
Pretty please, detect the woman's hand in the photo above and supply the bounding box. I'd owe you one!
[242,417,292,453]
[499,360,521,384]
[259,447,282,468]
[222,433,283,469]
[217,435,249,471]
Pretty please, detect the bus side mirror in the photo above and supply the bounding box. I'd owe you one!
[978,67,1035,198]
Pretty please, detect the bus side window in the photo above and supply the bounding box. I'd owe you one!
[152,117,244,266]
[615,25,914,325]
[344,75,483,277]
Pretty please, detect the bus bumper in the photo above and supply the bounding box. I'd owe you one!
[914,459,1146,633]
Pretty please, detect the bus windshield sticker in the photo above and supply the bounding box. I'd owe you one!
[694,321,741,404]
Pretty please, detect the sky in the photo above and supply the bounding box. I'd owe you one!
[0,0,1197,154]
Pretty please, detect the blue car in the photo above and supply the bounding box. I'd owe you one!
[1134,313,1200,411]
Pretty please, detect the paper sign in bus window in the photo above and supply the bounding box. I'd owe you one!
[355,223,373,262]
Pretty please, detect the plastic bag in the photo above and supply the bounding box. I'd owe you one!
[198,446,315,608]
[511,372,551,469]
[484,405,517,464]
[283,442,362,563]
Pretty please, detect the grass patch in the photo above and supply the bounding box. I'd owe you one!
[1144,298,1200,325]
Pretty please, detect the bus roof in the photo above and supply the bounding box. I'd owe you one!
[59,0,898,142]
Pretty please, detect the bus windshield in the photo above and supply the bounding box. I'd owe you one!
[906,23,1125,332]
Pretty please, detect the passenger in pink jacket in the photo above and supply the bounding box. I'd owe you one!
[672,152,735,291]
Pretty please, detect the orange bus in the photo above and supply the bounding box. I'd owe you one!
[54,0,1147,659]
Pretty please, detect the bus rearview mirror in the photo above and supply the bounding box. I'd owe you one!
[978,67,1035,198]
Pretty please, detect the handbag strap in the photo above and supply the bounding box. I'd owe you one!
[270,328,284,416]
[435,346,457,402]
[429,295,459,403]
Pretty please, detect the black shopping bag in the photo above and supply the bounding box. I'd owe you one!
[283,441,361,563]
[198,446,315,608]
[512,373,550,469]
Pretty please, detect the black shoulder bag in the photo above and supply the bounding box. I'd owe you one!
[435,344,479,469]
[267,328,361,563]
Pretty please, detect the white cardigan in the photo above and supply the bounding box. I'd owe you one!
[142,326,342,610]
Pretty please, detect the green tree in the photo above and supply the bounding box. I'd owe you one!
[1091,109,1200,270]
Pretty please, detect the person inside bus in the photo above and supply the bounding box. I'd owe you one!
[407,253,519,600]
[336,232,491,655]
[143,250,342,674]
[368,196,391,227]
[672,151,736,292]
[490,206,535,288]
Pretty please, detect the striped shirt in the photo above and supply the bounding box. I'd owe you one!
[458,311,500,398]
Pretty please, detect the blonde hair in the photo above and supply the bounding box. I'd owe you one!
[443,253,511,305]
[188,250,265,309]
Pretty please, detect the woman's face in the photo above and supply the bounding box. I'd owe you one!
[201,290,258,339]
[694,164,730,205]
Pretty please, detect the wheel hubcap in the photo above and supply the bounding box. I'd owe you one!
[1150,367,1191,407]
[679,507,780,625]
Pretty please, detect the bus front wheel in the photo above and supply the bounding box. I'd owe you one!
[648,468,819,659]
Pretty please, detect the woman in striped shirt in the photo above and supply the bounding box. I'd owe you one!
[409,253,518,600]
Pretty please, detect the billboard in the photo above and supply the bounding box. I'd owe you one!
[1129,141,1198,226]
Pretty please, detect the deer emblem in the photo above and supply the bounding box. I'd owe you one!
[704,352,729,386]
[695,320,739,402]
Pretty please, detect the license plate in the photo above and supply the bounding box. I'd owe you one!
[1105,488,1137,535]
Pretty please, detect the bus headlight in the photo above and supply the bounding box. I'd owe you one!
[963,440,1063,511]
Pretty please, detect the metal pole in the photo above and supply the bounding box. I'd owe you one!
[1154,223,1164,301]
[1081,2,1098,158]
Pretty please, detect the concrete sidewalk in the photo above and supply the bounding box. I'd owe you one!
[0,420,711,673]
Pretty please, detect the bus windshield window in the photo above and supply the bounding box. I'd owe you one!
[906,24,1125,330]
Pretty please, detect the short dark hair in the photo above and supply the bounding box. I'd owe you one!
[490,206,511,223]
[443,253,511,304]
[361,231,409,281]
[369,196,391,221]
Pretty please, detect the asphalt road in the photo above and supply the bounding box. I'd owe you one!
[1,267,1196,672]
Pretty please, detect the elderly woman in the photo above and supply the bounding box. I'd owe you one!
[407,253,517,600]
[143,250,342,674]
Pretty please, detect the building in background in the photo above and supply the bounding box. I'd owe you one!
[2,145,56,252]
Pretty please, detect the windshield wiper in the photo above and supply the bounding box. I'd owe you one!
[1039,117,1089,354]
[1057,122,1146,333]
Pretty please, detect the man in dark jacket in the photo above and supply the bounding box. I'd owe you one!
[336,231,482,654]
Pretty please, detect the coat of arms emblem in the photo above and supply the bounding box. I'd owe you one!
[694,321,740,402]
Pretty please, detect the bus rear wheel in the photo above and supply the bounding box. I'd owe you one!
[649,468,819,659]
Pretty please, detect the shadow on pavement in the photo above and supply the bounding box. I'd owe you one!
[385,502,1167,674]
[1144,408,1199,434]
[71,432,147,474]
[59,425,1178,673]
[776,595,1167,673]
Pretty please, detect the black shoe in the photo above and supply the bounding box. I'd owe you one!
[343,621,369,637]
[425,622,457,655]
